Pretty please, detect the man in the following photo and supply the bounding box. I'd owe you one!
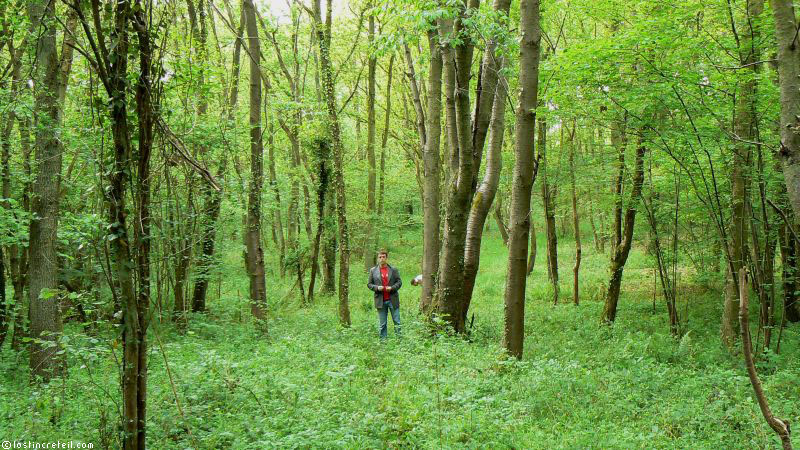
[367,249,402,338]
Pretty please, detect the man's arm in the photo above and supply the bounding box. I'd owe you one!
[390,268,402,292]
[367,269,382,291]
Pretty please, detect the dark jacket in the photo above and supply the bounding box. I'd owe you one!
[367,264,402,309]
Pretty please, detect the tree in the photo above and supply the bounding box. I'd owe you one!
[363,6,378,271]
[503,0,542,359]
[771,0,800,222]
[568,123,581,305]
[419,27,443,315]
[601,133,646,324]
[314,0,351,326]
[243,0,268,323]
[27,0,76,380]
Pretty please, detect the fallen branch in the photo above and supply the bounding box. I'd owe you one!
[739,268,793,450]
[157,118,222,192]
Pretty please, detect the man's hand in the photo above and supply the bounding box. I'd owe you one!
[386,286,392,292]
[377,285,384,291]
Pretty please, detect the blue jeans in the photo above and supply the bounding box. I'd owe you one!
[378,301,401,338]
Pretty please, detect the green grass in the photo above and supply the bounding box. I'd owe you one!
[1,227,798,448]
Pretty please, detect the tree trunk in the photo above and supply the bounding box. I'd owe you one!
[462,58,508,321]
[435,0,480,332]
[322,189,337,294]
[308,139,331,302]
[315,0,351,326]
[364,10,377,271]
[470,0,512,193]
[419,28,443,314]
[267,119,286,277]
[188,0,221,313]
[10,21,32,353]
[738,269,794,450]
[495,195,510,245]
[778,224,800,322]
[27,0,74,380]
[243,0,267,323]
[569,125,581,306]
[527,217,537,276]
[722,0,763,349]
[503,0,541,358]
[601,139,646,324]
[459,0,513,323]
[378,54,395,217]
[539,114,559,302]
[172,238,191,325]
[771,0,800,223]
[132,7,155,446]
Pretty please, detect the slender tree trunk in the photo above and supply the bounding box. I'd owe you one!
[569,125,581,306]
[188,0,220,313]
[0,247,5,348]
[364,9,377,271]
[601,138,647,324]
[82,1,145,446]
[267,119,286,277]
[315,0,350,326]
[495,195,510,245]
[322,189,337,294]
[132,7,155,446]
[243,0,267,322]
[722,0,763,348]
[503,0,541,358]
[0,53,14,348]
[378,54,394,217]
[539,115,559,302]
[527,215,537,276]
[419,28,443,314]
[738,269,793,450]
[308,139,331,302]
[470,0,512,192]
[8,24,31,352]
[172,237,191,325]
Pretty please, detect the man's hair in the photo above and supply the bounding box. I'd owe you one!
[377,249,388,257]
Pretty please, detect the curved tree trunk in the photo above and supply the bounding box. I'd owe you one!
[601,139,646,324]
[462,59,508,321]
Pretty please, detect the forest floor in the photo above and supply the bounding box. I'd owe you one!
[1,228,799,448]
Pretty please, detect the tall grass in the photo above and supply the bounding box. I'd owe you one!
[1,227,797,448]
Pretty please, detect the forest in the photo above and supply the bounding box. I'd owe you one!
[0,0,799,447]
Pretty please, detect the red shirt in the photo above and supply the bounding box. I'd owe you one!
[380,266,390,300]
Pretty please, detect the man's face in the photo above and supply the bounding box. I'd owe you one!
[378,253,388,265]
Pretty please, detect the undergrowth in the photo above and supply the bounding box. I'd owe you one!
[1,228,798,448]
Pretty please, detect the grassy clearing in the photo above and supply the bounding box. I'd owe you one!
[1,227,798,448]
